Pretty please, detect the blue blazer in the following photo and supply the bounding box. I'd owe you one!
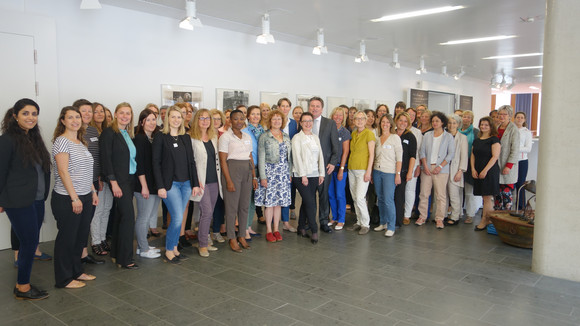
[288,119,298,139]
[419,130,455,174]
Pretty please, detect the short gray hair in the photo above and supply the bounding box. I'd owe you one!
[448,114,462,128]
[498,104,513,117]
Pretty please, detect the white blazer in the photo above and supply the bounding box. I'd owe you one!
[190,137,223,201]
[448,132,468,187]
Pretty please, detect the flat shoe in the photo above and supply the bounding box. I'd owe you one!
[33,252,52,261]
[76,274,96,281]
[65,280,86,289]
[474,225,487,231]
[14,285,49,301]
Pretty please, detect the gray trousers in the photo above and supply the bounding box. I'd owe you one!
[134,193,160,251]
[223,160,252,240]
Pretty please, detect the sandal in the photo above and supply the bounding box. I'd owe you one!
[92,244,108,256]
[415,217,427,226]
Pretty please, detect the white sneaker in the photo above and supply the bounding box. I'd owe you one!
[208,234,214,246]
[213,232,225,243]
[207,245,219,252]
[373,224,386,232]
[136,246,160,255]
[140,250,161,259]
[385,230,395,237]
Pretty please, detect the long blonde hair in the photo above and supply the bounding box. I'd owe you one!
[189,109,216,140]
[111,102,134,137]
[162,106,186,135]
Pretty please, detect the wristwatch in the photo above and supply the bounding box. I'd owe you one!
[396,172,401,175]
[340,166,345,170]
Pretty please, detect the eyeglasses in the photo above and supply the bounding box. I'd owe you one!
[354,117,366,121]
[199,117,211,121]
[301,120,313,123]
[213,118,222,121]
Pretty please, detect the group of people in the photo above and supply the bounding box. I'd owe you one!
[0,96,533,301]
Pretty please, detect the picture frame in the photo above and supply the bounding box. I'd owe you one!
[352,98,371,111]
[161,84,203,109]
[216,88,250,111]
[326,96,350,117]
[260,91,289,109]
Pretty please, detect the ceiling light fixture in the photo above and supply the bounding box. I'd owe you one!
[440,35,516,45]
[482,52,543,60]
[534,74,542,77]
[453,67,466,80]
[529,86,540,90]
[179,0,202,31]
[490,73,515,90]
[80,0,101,9]
[354,40,369,63]
[312,28,328,55]
[371,5,464,22]
[390,49,400,68]
[256,13,275,44]
[515,65,543,70]
[416,56,426,75]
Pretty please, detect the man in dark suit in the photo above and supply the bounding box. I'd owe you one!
[309,97,339,233]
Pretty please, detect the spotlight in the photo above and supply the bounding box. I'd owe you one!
[312,28,328,55]
[256,13,275,44]
[80,0,101,9]
[179,0,202,31]
[354,40,369,63]
[453,67,465,80]
[390,49,400,68]
[416,56,426,74]
[441,65,448,76]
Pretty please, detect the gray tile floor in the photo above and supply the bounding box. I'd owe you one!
[2,209,580,326]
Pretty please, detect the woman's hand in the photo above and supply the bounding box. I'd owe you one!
[502,167,511,175]
[0,207,3,213]
[423,165,432,176]
[226,180,235,192]
[318,176,324,185]
[395,174,401,185]
[432,166,441,175]
[363,171,371,182]
[98,180,103,191]
[92,192,99,206]
[472,169,479,179]
[252,179,259,190]
[337,169,344,181]
[72,199,83,215]
[302,176,308,186]
[261,179,268,188]
[111,182,123,198]
[479,169,488,179]
[158,188,167,199]
[454,171,462,183]
[406,170,413,182]
[414,166,421,178]
[192,187,201,197]
[141,185,150,200]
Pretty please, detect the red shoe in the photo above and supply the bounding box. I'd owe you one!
[266,232,276,243]
[273,231,283,242]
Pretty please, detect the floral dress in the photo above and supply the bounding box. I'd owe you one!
[254,142,291,207]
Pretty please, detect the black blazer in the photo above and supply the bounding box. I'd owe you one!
[133,133,157,193]
[152,133,199,191]
[0,134,50,208]
[100,127,133,184]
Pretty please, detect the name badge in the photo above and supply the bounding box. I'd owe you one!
[90,137,98,142]
[85,151,92,157]
[383,144,392,149]
[403,139,409,144]
[338,137,342,141]
[173,143,178,148]
[244,140,251,145]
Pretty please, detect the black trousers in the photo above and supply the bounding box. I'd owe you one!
[294,177,319,234]
[315,172,331,225]
[110,179,135,266]
[51,192,93,288]
[394,176,408,227]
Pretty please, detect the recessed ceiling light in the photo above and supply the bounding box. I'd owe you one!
[534,74,542,77]
[515,66,543,70]
[529,86,540,90]
[482,52,543,60]
[371,5,464,22]
[440,35,516,45]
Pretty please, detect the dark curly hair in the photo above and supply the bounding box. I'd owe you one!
[1,99,51,172]
[430,111,449,129]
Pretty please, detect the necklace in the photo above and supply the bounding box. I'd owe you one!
[171,135,178,142]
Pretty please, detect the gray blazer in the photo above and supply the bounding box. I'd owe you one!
[449,132,468,187]
[419,130,455,174]
[317,116,340,167]
[498,122,520,184]
[258,130,292,180]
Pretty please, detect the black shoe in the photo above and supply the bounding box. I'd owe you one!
[179,236,192,248]
[320,224,333,233]
[176,252,189,261]
[118,263,139,270]
[81,254,105,265]
[298,229,310,238]
[163,254,181,265]
[311,233,319,244]
[14,285,49,301]
[162,223,168,230]
[101,240,111,252]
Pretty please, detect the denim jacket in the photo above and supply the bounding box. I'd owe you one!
[257,130,292,180]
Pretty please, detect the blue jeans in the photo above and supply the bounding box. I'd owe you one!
[162,181,191,251]
[373,170,396,230]
[5,200,45,285]
[329,167,348,223]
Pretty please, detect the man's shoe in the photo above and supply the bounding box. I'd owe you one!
[14,285,49,300]
[358,227,370,235]
[81,254,105,265]
[346,224,361,231]
[320,224,333,233]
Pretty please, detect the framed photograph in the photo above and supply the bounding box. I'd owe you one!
[375,100,391,110]
[216,88,250,111]
[260,91,289,109]
[161,84,203,109]
[326,96,350,117]
[296,94,314,112]
[353,98,371,111]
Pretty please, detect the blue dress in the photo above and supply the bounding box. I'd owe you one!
[254,142,291,207]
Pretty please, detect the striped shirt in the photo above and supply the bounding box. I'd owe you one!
[84,126,100,182]
[52,136,94,196]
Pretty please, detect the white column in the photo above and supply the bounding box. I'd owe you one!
[532,0,580,281]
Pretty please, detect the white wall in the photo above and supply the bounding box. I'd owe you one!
[0,0,491,244]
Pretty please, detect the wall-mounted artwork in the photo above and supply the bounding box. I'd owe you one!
[260,91,289,109]
[296,94,315,112]
[216,88,250,111]
[161,84,203,109]
[326,96,350,117]
[353,98,371,111]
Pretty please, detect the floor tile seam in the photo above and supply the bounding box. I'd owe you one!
[387,308,447,325]
[507,299,578,319]
[485,302,580,325]
[278,302,356,326]
[191,314,227,325]
[495,286,579,312]
[189,275,246,294]
[111,302,166,323]
[4,310,67,325]
[320,297,393,317]
[197,297,300,324]
[447,312,501,326]
[33,299,92,317]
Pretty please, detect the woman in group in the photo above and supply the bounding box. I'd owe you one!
[415,105,427,128]
[256,110,292,242]
[327,107,351,230]
[190,109,221,257]
[219,109,258,252]
[51,106,99,289]
[91,102,108,133]
[259,102,271,128]
[514,111,533,210]
[347,106,357,131]
[218,109,232,134]
[153,106,200,263]
[445,114,468,226]
[375,104,389,122]
[210,109,227,241]
[364,109,376,133]
[495,105,520,211]
[403,107,422,225]
[0,99,51,300]
[394,112,417,227]
[242,105,265,238]
[363,109,378,222]
[459,110,481,224]
[104,108,113,125]
[100,102,138,269]
[373,114,402,237]
[419,109,433,134]
[292,106,303,125]
[417,111,455,229]
[346,111,375,235]
[292,112,325,243]
[133,109,161,259]
[472,117,501,231]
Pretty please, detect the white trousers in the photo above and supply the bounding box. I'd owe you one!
[404,175,418,218]
[349,170,371,227]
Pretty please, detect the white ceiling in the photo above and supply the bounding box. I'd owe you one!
[101,0,546,83]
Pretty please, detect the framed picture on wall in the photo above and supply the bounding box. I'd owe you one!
[161,84,203,109]
[375,100,392,111]
[353,98,371,111]
[216,88,250,111]
[260,91,289,109]
[296,94,315,112]
[327,96,350,115]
